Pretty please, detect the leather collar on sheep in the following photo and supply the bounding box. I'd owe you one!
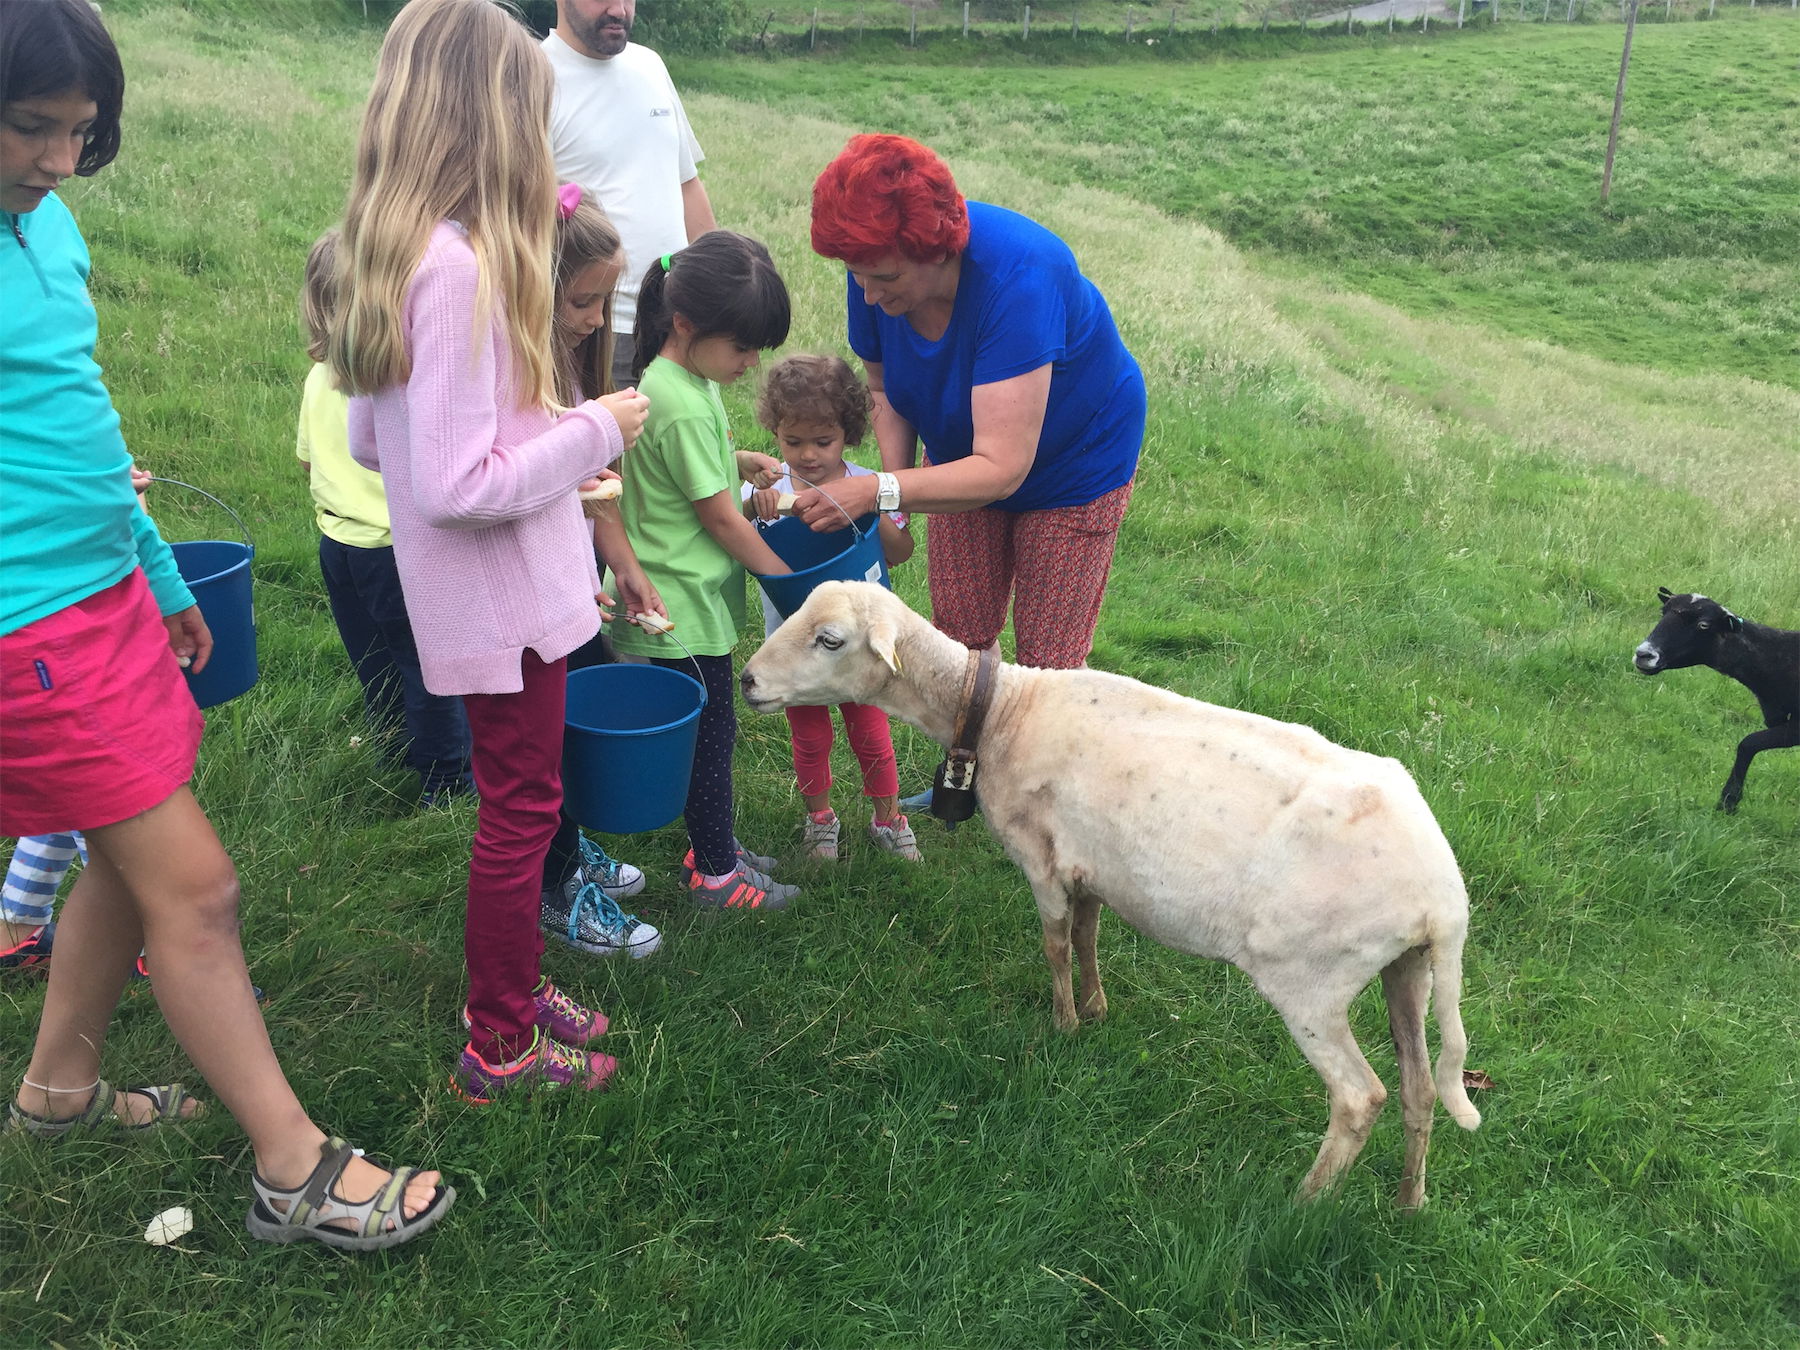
[933,645,1001,824]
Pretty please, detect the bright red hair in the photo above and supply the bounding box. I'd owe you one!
[810,134,970,267]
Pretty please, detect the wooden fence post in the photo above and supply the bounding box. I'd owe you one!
[963,1,970,36]
[1601,0,1637,205]
[1458,0,1465,23]
[1024,5,1031,37]
[810,7,818,47]
[909,1,917,44]
[1072,3,1080,37]
[1127,7,1136,38]
[1389,0,1396,30]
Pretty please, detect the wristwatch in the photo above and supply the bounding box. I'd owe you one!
[875,472,902,513]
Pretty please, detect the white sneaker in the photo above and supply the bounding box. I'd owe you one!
[803,810,841,861]
[868,814,922,861]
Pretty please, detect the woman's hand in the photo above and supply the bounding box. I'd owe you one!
[734,450,782,489]
[596,388,650,450]
[163,605,214,674]
[795,473,879,534]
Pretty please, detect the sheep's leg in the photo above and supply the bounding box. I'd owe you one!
[1718,722,1798,813]
[1380,945,1437,1211]
[1032,883,1078,1033]
[1072,892,1107,1023]
[1263,975,1388,1202]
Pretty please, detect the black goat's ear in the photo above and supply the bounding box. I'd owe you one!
[1657,586,1673,602]
[1723,609,1743,632]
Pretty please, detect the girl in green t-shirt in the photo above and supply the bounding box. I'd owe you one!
[614,231,798,913]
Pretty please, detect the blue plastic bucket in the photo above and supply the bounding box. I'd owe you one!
[752,513,890,621]
[563,662,707,834]
[160,480,257,710]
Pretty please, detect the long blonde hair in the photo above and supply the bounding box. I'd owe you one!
[552,187,622,404]
[329,0,558,409]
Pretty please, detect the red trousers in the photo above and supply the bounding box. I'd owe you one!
[926,479,1135,670]
[785,702,899,800]
[460,650,564,1062]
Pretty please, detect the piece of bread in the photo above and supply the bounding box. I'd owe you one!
[580,479,623,519]
[632,612,675,634]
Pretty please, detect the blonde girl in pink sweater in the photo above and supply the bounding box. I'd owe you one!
[332,0,649,1102]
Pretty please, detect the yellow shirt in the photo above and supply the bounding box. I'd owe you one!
[297,362,390,548]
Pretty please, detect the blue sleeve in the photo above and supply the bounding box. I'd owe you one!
[972,262,1064,386]
[846,272,880,364]
[131,503,196,617]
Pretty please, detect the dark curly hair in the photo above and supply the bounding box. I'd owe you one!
[755,353,870,448]
[0,0,125,178]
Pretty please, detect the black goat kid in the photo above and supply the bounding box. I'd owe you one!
[1634,588,1799,813]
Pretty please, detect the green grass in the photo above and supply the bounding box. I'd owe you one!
[683,14,1800,386]
[2,7,1797,1347]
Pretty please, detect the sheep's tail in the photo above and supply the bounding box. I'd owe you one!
[1430,920,1482,1131]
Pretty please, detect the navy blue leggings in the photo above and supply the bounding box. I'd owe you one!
[655,653,738,876]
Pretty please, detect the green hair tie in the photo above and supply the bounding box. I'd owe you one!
[659,253,673,272]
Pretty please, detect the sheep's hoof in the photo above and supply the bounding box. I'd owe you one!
[1052,1010,1080,1034]
[1395,1185,1427,1213]
[1079,996,1108,1024]
[1716,796,1741,814]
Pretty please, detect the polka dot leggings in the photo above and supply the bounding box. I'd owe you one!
[654,652,739,877]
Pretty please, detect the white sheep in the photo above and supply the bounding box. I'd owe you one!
[740,581,1482,1208]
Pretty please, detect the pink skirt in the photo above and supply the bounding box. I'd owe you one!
[1,569,205,835]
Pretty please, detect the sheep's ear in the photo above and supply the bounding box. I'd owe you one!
[868,620,902,674]
[1723,608,1743,632]
[1657,586,1674,602]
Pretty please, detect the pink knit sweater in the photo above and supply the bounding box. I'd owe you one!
[350,222,623,695]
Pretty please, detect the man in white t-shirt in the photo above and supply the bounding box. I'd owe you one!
[545,0,719,389]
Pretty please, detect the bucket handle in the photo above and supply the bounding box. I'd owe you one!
[621,617,709,708]
[752,471,867,537]
[148,477,256,556]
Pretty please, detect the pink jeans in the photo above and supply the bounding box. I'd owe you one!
[460,650,564,1062]
[785,702,899,801]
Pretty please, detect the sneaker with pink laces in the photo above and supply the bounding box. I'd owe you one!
[451,1029,616,1104]
[868,814,922,861]
[462,976,608,1047]
[687,861,798,911]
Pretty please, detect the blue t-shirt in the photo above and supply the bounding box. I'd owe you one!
[845,201,1144,513]
[1,194,193,635]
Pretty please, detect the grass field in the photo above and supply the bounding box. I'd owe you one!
[1,6,1796,1347]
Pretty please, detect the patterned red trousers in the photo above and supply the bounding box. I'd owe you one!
[925,478,1135,670]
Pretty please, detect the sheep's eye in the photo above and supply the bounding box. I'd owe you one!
[815,632,843,651]
[1697,621,1711,631]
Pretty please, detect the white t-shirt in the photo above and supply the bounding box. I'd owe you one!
[543,33,704,337]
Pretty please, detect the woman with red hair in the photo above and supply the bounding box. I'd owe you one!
[799,134,1144,698]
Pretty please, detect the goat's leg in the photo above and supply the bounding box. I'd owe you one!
[1261,972,1388,1202]
[1032,883,1078,1032]
[1072,892,1107,1023]
[1718,722,1799,813]
[1380,945,1437,1211]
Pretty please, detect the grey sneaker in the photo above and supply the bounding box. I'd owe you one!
[868,814,922,862]
[686,861,799,911]
[802,811,840,861]
[541,880,662,959]
[680,838,779,887]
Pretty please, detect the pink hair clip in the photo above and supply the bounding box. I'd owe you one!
[556,183,582,221]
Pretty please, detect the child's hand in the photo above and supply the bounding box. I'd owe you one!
[129,466,154,494]
[748,486,785,522]
[163,605,214,674]
[734,450,782,489]
[596,388,650,450]
[610,566,666,627]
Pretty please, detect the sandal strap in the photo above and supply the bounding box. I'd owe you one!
[7,1079,116,1137]
[117,1082,189,1129]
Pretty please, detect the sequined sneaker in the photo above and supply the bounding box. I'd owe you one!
[542,879,662,960]
[451,1028,617,1104]
[462,977,608,1047]
[867,814,922,862]
[687,861,798,911]
[573,834,645,902]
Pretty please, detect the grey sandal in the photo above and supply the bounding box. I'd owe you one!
[245,1136,455,1252]
[7,1079,196,1136]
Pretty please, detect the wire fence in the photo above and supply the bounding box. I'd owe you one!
[747,0,1795,48]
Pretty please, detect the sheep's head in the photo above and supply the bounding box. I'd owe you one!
[741,582,907,714]
[1635,587,1743,674]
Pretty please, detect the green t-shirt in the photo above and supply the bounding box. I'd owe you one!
[612,357,746,659]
